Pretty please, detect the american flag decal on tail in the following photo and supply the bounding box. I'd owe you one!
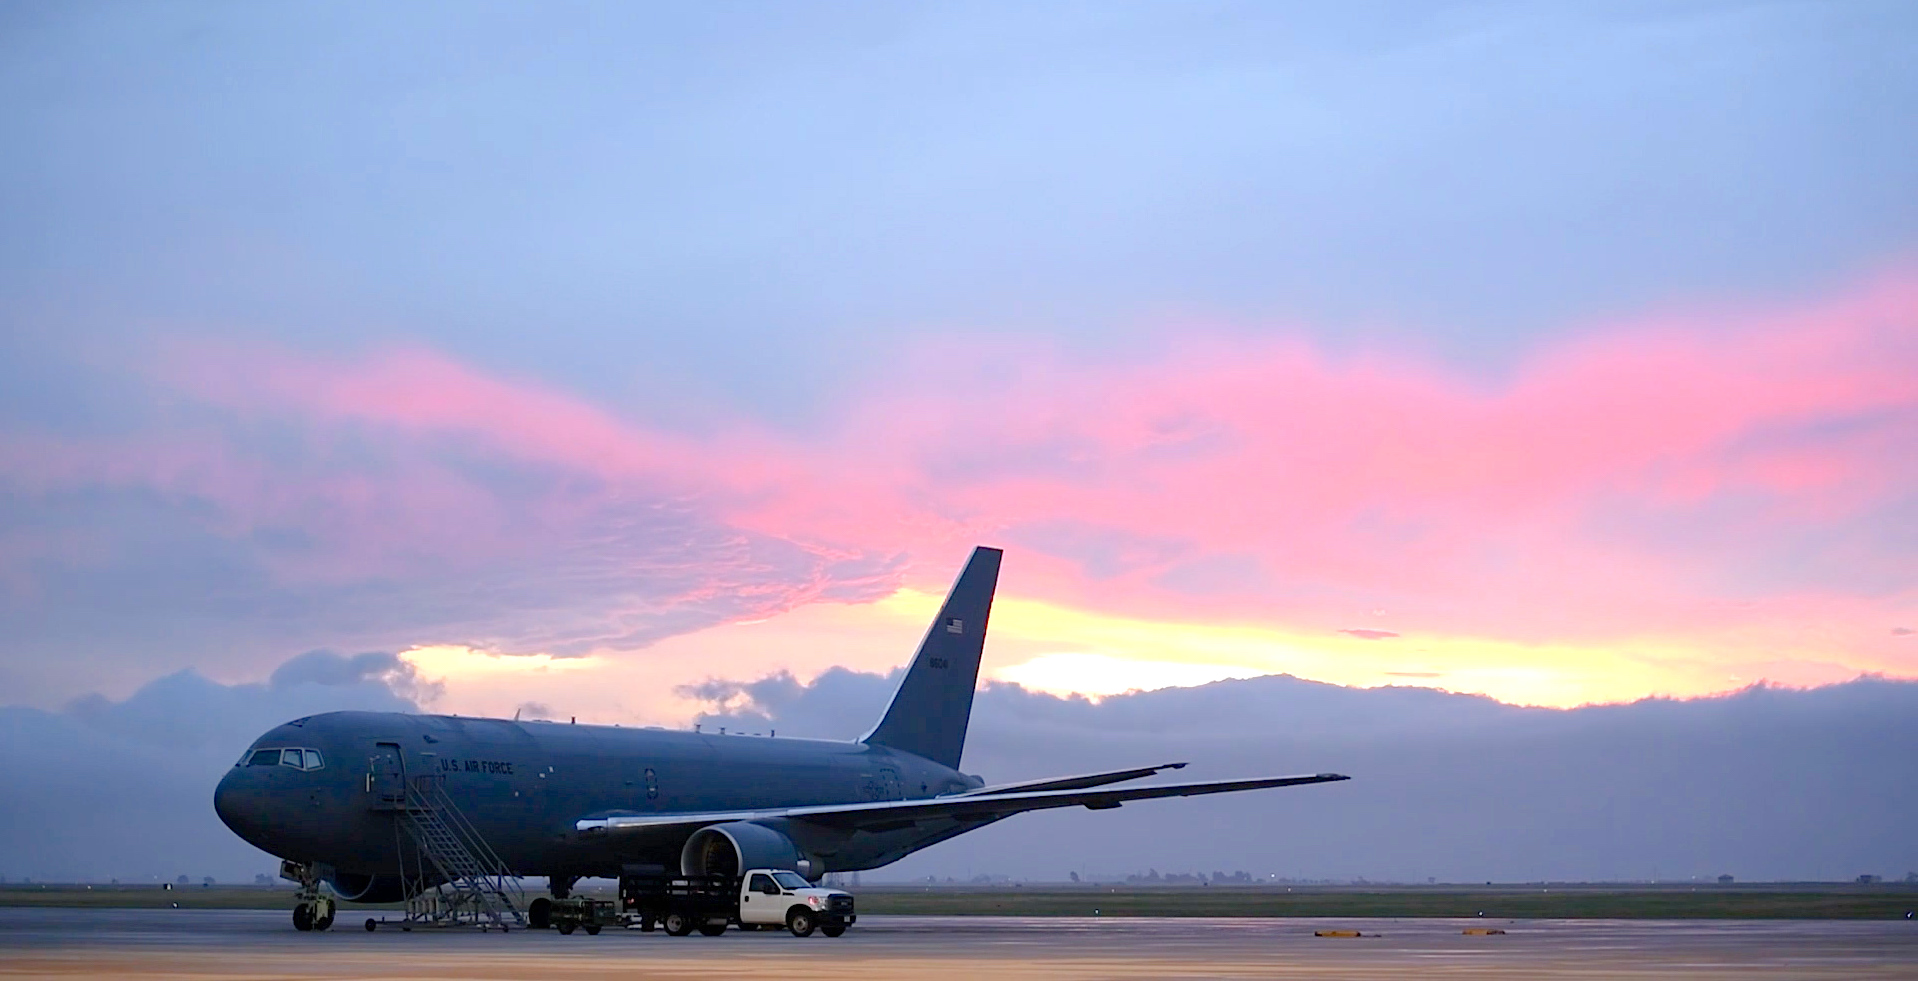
[945,618,963,634]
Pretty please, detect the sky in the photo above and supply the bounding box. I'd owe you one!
[2,2,1916,760]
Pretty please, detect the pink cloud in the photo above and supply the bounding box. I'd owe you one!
[1339,629,1400,641]
[8,268,1914,682]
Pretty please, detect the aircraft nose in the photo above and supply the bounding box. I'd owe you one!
[213,768,264,844]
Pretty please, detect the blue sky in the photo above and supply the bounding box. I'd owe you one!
[9,2,1914,411]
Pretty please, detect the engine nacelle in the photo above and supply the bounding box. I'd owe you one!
[325,871,406,904]
[680,821,810,878]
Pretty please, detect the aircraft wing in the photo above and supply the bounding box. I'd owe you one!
[956,761,1189,796]
[575,772,1349,836]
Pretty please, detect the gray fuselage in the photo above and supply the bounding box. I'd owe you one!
[213,710,982,883]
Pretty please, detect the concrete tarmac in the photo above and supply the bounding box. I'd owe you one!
[1,909,1915,979]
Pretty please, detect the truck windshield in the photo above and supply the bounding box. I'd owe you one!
[772,872,811,890]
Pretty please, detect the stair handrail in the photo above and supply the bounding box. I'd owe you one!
[417,778,526,909]
[393,775,526,925]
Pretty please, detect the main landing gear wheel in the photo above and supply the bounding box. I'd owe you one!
[528,897,552,929]
[313,907,334,931]
[662,912,694,937]
[292,903,313,932]
[697,922,727,936]
[786,909,816,938]
[821,924,846,938]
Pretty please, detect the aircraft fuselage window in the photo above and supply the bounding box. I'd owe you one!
[303,749,323,770]
[249,749,280,766]
[281,748,305,768]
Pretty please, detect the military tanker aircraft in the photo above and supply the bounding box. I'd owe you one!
[215,546,1348,929]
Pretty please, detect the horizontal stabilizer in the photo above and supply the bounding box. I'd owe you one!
[955,762,1188,797]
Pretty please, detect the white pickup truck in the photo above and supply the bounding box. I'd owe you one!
[618,868,856,937]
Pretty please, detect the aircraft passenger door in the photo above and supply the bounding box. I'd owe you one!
[369,742,406,806]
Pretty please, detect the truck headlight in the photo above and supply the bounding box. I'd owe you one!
[807,896,821,908]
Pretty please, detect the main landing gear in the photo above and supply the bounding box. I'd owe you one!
[282,860,335,932]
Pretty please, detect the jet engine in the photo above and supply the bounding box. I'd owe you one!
[680,821,811,878]
[325,871,407,904]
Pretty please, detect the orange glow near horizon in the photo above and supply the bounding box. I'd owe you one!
[394,586,1907,725]
[875,587,1903,707]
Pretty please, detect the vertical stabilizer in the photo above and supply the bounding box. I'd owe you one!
[862,546,1002,770]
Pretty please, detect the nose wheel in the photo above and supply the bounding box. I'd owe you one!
[283,860,335,932]
[293,898,335,932]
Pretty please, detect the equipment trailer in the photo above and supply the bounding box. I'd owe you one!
[534,896,616,934]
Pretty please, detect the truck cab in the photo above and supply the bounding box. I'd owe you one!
[737,868,855,936]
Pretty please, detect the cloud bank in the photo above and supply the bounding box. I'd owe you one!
[5,655,1912,884]
[0,652,421,882]
[685,669,1918,883]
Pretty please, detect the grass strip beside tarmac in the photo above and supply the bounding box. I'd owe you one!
[853,885,1918,919]
[4,883,1916,919]
[0,885,400,911]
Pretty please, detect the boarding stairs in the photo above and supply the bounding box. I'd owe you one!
[388,775,526,930]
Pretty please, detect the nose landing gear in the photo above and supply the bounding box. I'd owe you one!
[292,899,335,932]
[282,860,336,932]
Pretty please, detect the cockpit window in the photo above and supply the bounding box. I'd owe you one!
[772,872,810,890]
[242,747,323,770]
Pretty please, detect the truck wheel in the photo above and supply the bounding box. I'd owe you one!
[786,909,816,938]
[557,921,576,935]
[821,924,846,938]
[698,922,728,936]
[638,916,656,932]
[584,923,602,936]
[528,897,551,929]
[663,912,694,936]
